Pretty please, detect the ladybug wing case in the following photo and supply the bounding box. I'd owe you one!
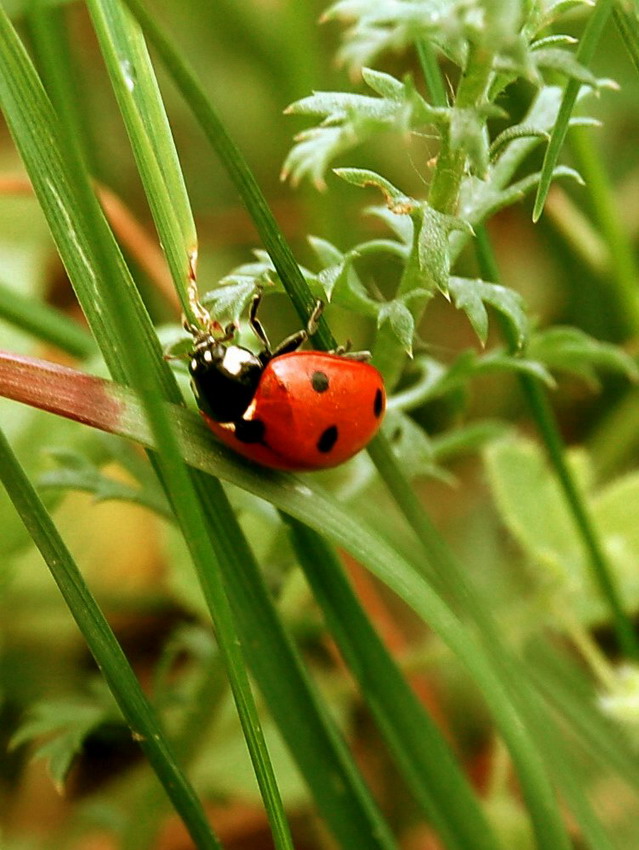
[246,352,385,470]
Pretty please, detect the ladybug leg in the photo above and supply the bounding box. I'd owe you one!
[305,299,324,336]
[339,349,372,362]
[272,300,325,357]
[330,339,371,361]
[249,291,272,353]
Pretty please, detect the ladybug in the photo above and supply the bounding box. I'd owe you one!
[186,294,386,471]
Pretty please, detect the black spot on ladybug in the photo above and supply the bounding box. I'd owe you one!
[311,371,330,393]
[234,418,266,444]
[317,425,338,453]
[373,387,383,418]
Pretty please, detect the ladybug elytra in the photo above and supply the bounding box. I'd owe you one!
[187,295,386,471]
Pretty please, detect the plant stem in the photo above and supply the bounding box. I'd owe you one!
[428,44,493,214]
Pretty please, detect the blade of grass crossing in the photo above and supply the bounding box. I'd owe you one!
[613,5,639,76]
[0,6,174,398]
[26,3,97,174]
[285,516,500,850]
[86,0,197,318]
[0,426,222,850]
[0,280,94,359]
[121,0,336,350]
[568,126,639,336]
[191,473,400,850]
[532,0,615,221]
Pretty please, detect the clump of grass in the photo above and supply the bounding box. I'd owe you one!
[1,2,639,849]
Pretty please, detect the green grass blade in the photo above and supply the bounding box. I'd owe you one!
[26,3,97,173]
[0,280,94,359]
[532,0,615,222]
[191,476,399,850]
[0,2,574,832]
[0,4,173,397]
[286,517,500,850]
[121,0,336,349]
[613,5,639,76]
[568,126,639,335]
[0,425,222,850]
[86,0,197,319]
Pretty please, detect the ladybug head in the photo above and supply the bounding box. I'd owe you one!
[188,334,265,423]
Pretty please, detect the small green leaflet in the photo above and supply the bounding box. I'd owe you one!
[526,326,639,386]
[11,683,123,791]
[448,277,529,347]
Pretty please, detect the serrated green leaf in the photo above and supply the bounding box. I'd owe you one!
[449,277,529,347]
[335,168,416,210]
[283,68,446,188]
[282,126,350,188]
[317,260,348,301]
[307,235,345,266]
[38,450,172,518]
[360,67,406,100]
[415,207,472,296]
[383,410,440,480]
[365,205,414,245]
[526,326,639,385]
[532,47,612,88]
[11,687,120,790]
[490,125,549,159]
[201,278,262,328]
[163,334,195,360]
[532,35,579,49]
[286,90,399,123]
[377,300,416,354]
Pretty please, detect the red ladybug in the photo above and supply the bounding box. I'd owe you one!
[187,295,385,471]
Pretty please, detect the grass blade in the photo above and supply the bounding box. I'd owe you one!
[613,5,639,76]
[86,0,198,318]
[532,0,615,221]
[286,517,500,850]
[121,0,336,349]
[0,280,94,359]
[0,352,399,850]
[0,425,222,850]
[0,3,173,396]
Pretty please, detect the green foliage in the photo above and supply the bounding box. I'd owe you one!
[2,1,639,849]
[527,326,639,386]
[11,681,123,791]
[485,437,639,628]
